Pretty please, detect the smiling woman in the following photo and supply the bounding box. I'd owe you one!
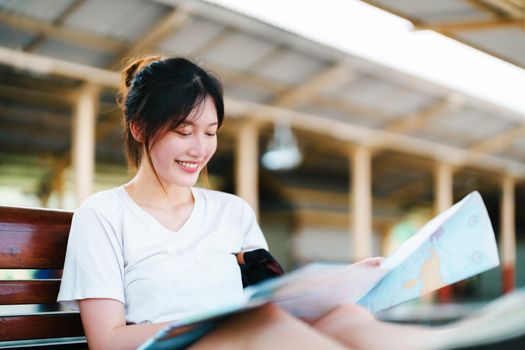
[55,56,273,349]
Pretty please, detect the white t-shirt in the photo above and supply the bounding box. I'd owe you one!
[57,186,268,324]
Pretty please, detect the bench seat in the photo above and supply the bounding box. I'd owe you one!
[0,206,86,349]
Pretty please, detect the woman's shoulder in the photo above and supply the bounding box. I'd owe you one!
[76,186,125,214]
[68,187,130,241]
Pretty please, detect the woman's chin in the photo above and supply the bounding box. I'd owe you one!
[174,174,200,188]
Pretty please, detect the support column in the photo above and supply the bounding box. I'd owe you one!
[52,158,67,209]
[350,145,373,262]
[72,85,99,206]
[501,176,516,293]
[434,162,454,302]
[435,163,454,214]
[235,120,259,218]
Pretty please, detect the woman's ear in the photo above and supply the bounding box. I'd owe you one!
[129,122,143,143]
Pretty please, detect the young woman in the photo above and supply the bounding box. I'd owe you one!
[57,56,448,350]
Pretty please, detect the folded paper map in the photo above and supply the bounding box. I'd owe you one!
[139,191,500,350]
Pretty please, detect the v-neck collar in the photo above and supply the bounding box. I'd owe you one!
[118,186,199,234]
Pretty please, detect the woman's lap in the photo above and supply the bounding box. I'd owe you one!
[189,304,351,350]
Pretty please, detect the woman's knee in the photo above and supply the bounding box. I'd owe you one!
[189,304,296,350]
[312,303,374,333]
[250,303,294,324]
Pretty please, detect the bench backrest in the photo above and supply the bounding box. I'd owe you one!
[0,206,86,348]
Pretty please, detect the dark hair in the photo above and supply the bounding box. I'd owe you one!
[118,56,224,176]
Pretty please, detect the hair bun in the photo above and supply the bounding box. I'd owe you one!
[118,55,162,109]
[122,55,162,89]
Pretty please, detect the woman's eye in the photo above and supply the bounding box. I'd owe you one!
[176,131,191,136]
[206,132,217,137]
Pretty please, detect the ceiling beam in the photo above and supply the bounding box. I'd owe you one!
[212,65,287,94]
[192,26,235,57]
[23,0,88,52]
[469,123,525,153]
[0,47,120,88]
[478,0,524,19]
[372,152,435,174]
[248,46,289,71]
[384,94,463,134]
[226,97,525,178]
[313,95,394,120]
[293,129,355,157]
[271,61,353,109]
[108,8,190,69]
[0,12,125,52]
[414,19,521,32]
[467,0,512,17]
[372,150,413,163]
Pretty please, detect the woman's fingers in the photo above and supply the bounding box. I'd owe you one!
[358,256,384,266]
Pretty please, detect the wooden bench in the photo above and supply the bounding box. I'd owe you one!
[0,206,86,349]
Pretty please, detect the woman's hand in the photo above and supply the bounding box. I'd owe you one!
[235,252,245,265]
[354,256,384,267]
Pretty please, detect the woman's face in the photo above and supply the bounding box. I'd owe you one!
[149,96,219,188]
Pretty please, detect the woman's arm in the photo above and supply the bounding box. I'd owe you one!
[79,298,170,350]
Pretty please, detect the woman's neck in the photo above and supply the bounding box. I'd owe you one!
[124,164,193,209]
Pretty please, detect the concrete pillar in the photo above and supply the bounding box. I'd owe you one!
[72,85,99,206]
[235,120,259,218]
[500,176,516,293]
[351,145,373,262]
[434,162,454,302]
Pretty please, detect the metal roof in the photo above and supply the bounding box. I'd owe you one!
[362,0,525,69]
[0,0,524,209]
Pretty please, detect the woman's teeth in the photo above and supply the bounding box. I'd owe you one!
[176,160,198,169]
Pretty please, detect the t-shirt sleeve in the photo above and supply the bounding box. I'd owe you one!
[240,200,269,252]
[57,205,125,311]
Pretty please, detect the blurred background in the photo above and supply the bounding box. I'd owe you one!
[1,0,524,324]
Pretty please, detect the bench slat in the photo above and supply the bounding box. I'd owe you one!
[0,313,84,341]
[0,206,72,269]
[0,339,87,350]
[0,280,61,305]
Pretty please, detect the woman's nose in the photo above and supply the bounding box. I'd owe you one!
[188,135,206,156]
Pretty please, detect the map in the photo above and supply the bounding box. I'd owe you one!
[358,191,500,312]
